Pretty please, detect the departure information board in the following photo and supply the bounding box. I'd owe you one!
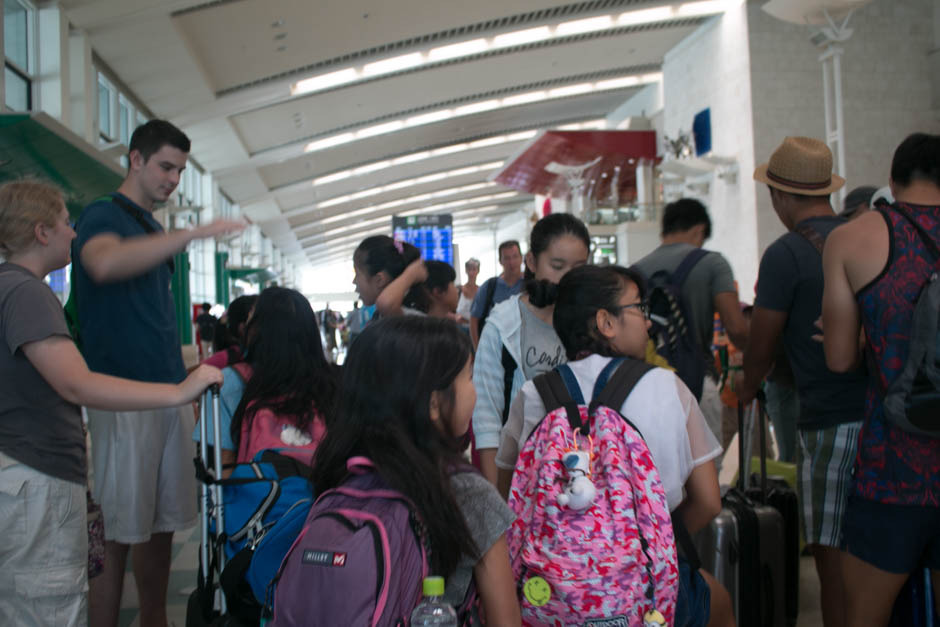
[392,214,453,264]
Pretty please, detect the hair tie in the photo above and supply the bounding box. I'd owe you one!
[393,238,404,254]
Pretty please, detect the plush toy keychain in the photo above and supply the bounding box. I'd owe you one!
[643,609,666,626]
[555,449,597,511]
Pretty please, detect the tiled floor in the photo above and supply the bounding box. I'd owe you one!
[117,525,199,627]
[114,525,826,626]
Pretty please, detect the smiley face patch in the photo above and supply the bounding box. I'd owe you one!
[523,576,552,607]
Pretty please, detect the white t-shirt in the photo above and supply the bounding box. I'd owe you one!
[496,354,722,511]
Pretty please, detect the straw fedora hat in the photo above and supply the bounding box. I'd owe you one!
[753,136,845,196]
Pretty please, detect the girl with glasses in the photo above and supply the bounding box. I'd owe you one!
[496,264,735,627]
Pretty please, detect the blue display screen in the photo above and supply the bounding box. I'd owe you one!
[392,214,453,264]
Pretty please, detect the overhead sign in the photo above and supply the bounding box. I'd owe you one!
[392,214,453,264]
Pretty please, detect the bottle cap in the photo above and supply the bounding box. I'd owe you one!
[422,576,445,597]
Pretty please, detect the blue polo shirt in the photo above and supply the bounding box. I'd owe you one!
[470,276,524,318]
[72,193,187,383]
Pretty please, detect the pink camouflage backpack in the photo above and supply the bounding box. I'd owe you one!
[231,362,326,464]
[507,357,679,627]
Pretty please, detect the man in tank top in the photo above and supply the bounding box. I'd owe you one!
[822,133,940,626]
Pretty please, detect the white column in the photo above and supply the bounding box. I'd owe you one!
[68,30,96,144]
[38,5,69,124]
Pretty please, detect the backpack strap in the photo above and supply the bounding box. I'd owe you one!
[532,370,585,434]
[592,358,655,421]
[557,364,586,405]
[670,248,709,288]
[590,357,625,401]
[794,221,828,256]
[479,277,499,324]
[500,346,518,426]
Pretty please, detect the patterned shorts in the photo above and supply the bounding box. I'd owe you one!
[796,421,862,548]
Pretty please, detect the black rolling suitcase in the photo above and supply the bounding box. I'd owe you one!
[694,398,788,627]
[744,397,800,627]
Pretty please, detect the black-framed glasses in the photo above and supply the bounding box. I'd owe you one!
[609,301,650,320]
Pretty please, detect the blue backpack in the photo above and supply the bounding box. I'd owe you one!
[642,248,709,400]
[203,449,315,621]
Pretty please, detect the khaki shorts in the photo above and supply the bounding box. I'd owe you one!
[0,452,88,626]
[87,404,198,544]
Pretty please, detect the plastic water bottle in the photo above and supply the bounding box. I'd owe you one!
[410,576,458,626]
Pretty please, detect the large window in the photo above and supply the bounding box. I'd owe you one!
[3,0,33,111]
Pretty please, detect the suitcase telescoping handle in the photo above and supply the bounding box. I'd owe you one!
[197,385,226,614]
[737,392,769,502]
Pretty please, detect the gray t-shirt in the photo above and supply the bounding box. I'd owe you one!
[518,297,566,380]
[0,263,86,484]
[444,472,515,608]
[633,243,736,361]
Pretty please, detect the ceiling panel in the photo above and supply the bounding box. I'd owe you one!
[254,90,632,190]
[229,25,690,154]
[170,0,644,93]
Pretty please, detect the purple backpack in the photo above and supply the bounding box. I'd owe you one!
[270,457,428,626]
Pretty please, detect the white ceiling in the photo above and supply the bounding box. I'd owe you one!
[58,0,717,270]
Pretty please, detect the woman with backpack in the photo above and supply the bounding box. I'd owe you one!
[193,286,337,468]
[472,213,591,486]
[496,264,733,627]
[273,316,520,625]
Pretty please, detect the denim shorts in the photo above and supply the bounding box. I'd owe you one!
[674,553,711,627]
[843,495,940,574]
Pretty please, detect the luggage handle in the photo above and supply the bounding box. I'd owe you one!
[197,385,227,615]
[737,392,769,501]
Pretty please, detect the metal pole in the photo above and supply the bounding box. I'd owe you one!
[198,390,209,584]
[832,48,847,206]
[209,386,226,613]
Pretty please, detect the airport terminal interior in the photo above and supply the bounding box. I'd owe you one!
[0,0,938,625]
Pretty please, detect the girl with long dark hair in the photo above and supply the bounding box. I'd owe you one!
[312,316,520,623]
[471,213,591,486]
[194,286,338,467]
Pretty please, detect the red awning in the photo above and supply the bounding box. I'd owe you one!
[493,130,658,202]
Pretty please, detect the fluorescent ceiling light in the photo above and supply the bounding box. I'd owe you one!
[362,52,424,76]
[289,1,727,102]
[406,110,454,126]
[502,91,547,106]
[454,100,501,116]
[595,76,641,90]
[492,26,552,48]
[305,129,532,191]
[302,69,652,155]
[618,6,675,25]
[304,133,355,152]
[428,38,488,61]
[291,68,359,96]
[356,120,405,139]
[548,83,594,98]
[555,15,614,36]
[393,151,431,165]
[313,171,353,185]
[353,160,392,175]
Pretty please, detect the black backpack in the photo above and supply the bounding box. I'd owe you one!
[643,248,709,400]
[476,276,500,336]
[881,206,940,437]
